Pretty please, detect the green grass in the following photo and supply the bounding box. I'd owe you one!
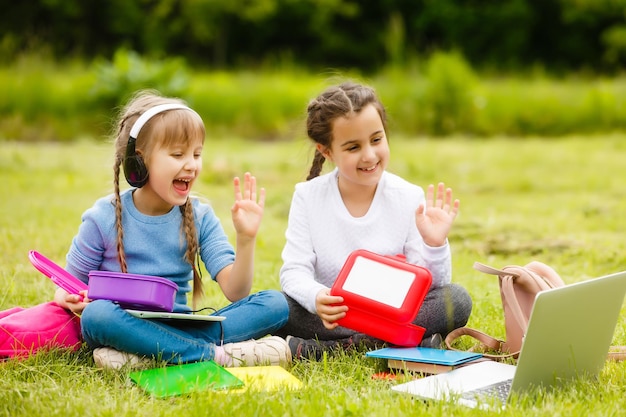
[2,135,626,416]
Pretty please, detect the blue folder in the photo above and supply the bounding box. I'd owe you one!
[365,347,482,365]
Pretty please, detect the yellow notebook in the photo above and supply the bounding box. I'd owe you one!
[227,366,303,392]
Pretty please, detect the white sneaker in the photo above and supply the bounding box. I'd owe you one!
[93,347,151,370]
[222,336,292,368]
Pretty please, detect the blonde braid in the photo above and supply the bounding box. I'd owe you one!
[113,120,129,273]
[181,199,203,309]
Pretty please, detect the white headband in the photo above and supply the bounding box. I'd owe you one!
[129,103,200,139]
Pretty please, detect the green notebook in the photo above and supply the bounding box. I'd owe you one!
[129,361,244,397]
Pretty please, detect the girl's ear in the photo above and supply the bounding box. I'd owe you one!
[316,143,332,161]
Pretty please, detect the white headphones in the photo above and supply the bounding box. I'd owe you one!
[123,103,201,187]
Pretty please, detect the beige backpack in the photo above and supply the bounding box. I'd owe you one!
[445,261,626,361]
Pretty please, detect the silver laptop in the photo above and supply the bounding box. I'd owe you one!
[392,270,626,409]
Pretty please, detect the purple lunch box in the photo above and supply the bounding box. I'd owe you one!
[88,271,178,312]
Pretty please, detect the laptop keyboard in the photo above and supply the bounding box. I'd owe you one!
[461,379,513,403]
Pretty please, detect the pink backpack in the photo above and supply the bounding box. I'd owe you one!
[445,261,626,361]
[0,301,82,358]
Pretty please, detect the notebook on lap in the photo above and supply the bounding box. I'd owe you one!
[392,270,626,409]
[125,309,226,322]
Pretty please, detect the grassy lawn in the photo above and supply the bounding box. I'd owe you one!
[1,135,626,416]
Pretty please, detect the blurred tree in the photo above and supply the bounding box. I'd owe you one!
[1,0,625,73]
[558,0,626,70]
[407,0,533,70]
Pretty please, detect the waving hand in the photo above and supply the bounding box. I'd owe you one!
[231,172,265,239]
[415,182,460,247]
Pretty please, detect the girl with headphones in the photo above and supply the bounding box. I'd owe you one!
[53,90,291,369]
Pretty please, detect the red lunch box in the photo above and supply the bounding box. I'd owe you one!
[330,249,432,346]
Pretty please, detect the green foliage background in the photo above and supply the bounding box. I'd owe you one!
[3,1,626,141]
[2,50,626,142]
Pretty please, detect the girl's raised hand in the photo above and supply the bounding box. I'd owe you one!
[231,172,265,239]
[415,182,460,247]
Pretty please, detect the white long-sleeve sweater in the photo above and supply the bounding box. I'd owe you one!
[280,168,452,314]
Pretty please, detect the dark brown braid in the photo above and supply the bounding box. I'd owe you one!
[306,150,326,181]
[305,81,388,180]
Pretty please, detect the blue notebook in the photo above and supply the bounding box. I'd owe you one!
[366,347,482,366]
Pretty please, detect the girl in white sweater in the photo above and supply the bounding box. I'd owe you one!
[276,82,472,359]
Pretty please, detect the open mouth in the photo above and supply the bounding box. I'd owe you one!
[173,178,191,192]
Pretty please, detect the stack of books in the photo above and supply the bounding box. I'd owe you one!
[366,347,484,375]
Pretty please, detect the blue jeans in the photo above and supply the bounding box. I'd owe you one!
[80,290,289,363]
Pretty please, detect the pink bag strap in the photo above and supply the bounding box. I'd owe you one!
[499,274,529,330]
[608,346,626,361]
[446,327,626,362]
[472,262,519,278]
[524,261,565,288]
[473,261,564,289]
[444,327,519,360]
[474,262,530,332]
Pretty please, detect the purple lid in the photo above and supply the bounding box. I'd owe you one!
[28,250,89,295]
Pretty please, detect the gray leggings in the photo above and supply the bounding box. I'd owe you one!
[275,283,472,341]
